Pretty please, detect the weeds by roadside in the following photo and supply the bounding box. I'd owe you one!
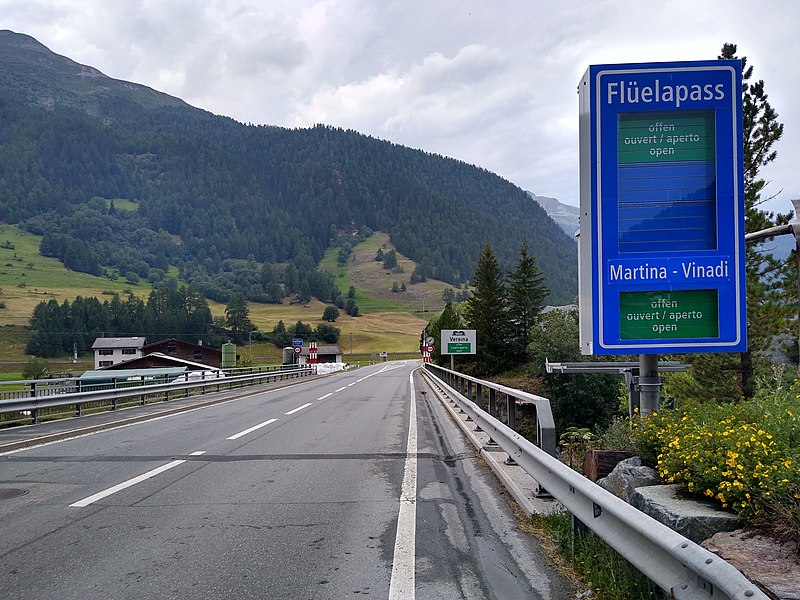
[523,511,653,600]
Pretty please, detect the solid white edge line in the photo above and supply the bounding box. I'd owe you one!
[388,369,417,600]
[226,418,278,440]
[287,402,314,414]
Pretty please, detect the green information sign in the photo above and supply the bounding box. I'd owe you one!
[617,110,715,163]
[619,289,719,340]
[447,343,472,354]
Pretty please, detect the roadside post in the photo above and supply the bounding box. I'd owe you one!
[292,338,303,366]
[578,60,746,414]
[309,341,317,374]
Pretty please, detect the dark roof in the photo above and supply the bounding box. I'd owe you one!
[142,338,221,354]
[91,337,146,350]
[99,353,221,371]
[299,345,343,356]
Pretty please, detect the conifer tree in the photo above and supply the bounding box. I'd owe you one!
[425,301,464,365]
[225,292,254,334]
[724,43,789,398]
[463,244,512,374]
[507,241,549,356]
[676,44,791,401]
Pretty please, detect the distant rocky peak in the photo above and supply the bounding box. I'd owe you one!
[527,192,579,239]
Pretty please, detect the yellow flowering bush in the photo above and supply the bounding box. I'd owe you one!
[633,383,800,526]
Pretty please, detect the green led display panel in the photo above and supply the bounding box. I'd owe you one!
[619,289,719,340]
[617,111,715,163]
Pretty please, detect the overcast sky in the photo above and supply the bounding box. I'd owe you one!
[3,0,799,214]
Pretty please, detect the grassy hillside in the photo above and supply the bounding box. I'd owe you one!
[0,226,432,371]
[233,232,442,356]
[319,232,451,314]
[0,224,151,325]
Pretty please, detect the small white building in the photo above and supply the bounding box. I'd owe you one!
[91,337,146,369]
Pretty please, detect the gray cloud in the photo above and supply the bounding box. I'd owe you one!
[2,0,799,213]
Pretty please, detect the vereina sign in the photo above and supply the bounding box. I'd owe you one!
[440,329,476,355]
[578,60,746,355]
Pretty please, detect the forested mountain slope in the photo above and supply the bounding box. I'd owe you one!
[0,30,577,304]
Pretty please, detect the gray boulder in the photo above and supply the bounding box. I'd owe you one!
[596,456,660,503]
[629,484,740,543]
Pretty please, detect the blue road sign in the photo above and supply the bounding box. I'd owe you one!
[292,338,303,347]
[578,60,746,355]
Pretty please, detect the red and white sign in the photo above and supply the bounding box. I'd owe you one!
[293,346,302,355]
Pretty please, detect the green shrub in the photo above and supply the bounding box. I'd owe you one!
[632,375,800,540]
[22,357,49,380]
[559,427,595,469]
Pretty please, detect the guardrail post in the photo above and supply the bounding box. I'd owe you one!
[75,402,81,417]
[31,407,38,424]
[504,393,518,464]
[484,387,498,445]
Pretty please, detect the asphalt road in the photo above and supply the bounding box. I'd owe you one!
[0,361,574,599]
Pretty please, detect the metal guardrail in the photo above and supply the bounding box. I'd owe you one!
[0,365,290,402]
[422,365,768,600]
[423,362,556,457]
[0,366,312,426]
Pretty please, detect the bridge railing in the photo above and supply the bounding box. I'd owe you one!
[423,362,556,458]
[0,366,312,427]
[0,364,290,402]
[422,364,767,600]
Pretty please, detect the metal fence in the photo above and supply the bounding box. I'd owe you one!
[422,364,768,600]
[0,366,311,427]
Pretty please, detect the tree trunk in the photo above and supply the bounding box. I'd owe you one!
[740,350,755,400]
